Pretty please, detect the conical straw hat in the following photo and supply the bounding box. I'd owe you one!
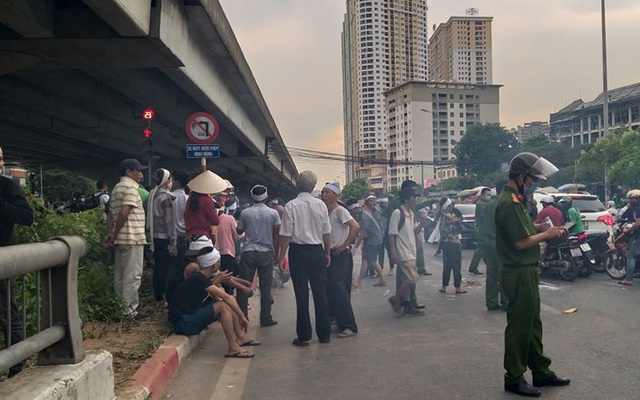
[187,170,227,194]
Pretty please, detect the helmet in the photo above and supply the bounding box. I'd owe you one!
[508,152,559,181]
[606,200,615,207]
[559,196,572,207]
[626,189,640,198]
[540,195,555,205]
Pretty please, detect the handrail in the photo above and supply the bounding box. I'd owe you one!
[0,236,87,372]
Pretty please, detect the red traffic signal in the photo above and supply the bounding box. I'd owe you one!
[142,108,154,120]
[143,128,153,138]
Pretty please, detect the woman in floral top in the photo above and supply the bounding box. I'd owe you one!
[438,199,467,294]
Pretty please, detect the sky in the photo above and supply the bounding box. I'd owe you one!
[218,0,640,188]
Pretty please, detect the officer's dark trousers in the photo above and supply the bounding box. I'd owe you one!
[501,265,552,384]
[238,250,274,326]
[0,280,24,376]
[441,242,462,287]
[327,251,358,333]
[289,243,331,342]
[484,241,507,310]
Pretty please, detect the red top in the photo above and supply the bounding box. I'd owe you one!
[184,194,220,238]
[535,206,563,227]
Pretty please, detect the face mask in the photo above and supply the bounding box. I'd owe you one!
[524,181,538,195]
[484,195,492,202]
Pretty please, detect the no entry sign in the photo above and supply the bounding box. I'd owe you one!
[185,112,220,144]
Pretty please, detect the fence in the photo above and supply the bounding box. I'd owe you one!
[0,236,86,372]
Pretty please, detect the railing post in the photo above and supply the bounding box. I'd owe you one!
[36,236,85,365]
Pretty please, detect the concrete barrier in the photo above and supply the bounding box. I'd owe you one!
[0,350,114,400]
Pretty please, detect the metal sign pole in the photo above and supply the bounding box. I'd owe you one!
[201,157,206,172]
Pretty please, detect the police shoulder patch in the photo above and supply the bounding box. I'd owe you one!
[511,193,521,204]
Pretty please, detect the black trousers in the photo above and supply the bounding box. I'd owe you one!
[220,254,239,295]
[0,280,24,375]
[289,243,331,342]
[441,242,462,287]
[152,238,172,301]
[327,251,358,333]
[237,251,274,326]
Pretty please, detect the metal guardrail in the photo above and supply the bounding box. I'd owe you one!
[0,236,87,372]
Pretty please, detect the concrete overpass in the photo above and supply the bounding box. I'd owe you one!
[0,0,298,197]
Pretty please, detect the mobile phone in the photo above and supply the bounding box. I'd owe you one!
[563,221,575,231]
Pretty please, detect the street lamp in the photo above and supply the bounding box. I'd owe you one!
[419,108,435,189]
[601,0,610,200]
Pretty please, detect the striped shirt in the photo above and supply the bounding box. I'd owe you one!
[110,176,146,245]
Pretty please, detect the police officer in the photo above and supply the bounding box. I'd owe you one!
[484,181,508,311]
[495,152,571,397]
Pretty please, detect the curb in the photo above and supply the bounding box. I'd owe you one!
[116,327,214,400]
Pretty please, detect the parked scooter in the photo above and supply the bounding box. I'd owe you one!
[539,236,581,281]
[605,224,640,280]
[584,231,612,273]
[574,233,597,278]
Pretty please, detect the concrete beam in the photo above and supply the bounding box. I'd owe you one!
[81,0,152,37]
[0,0,54,38]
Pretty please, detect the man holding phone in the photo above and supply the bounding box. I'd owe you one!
[496,152,571,397]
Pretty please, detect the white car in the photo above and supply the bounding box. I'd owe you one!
[533,192,615,244]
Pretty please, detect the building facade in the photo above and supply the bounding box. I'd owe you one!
[516,121,549,141]
[428,14,493,85]
[385,81,501,190]
[549,82,640,146]
[342,0,428,184]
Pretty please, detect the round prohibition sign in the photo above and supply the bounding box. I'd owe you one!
[185,112,220,144]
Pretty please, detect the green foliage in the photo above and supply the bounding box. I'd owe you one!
[453,123,518,177]
[14,196,123,324]
[578,127,640,189]
[518,134,581,169]
[27,167,96,202]
[342,178,369,200]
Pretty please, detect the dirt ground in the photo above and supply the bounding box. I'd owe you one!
[83,291,173,392]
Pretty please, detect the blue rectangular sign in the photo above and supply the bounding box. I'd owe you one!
[186,144,220,159]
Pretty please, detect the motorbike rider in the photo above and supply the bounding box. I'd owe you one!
[558,197,584,235]
[534,195,564,258]
[618,190,640,286]
[495,152,570,397]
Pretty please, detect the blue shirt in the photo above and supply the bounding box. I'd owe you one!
[238,203,281,253]
[359,211,383,246]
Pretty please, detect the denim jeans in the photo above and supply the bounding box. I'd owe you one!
[625,236,640,280]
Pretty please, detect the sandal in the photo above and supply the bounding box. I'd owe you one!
[455,289,467,294]
[224,350,255,358]
[438,288,446,293]
[240,339,262,347]
[338,329,358,338]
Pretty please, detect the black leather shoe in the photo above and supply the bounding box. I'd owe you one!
[504,381,541,397]
[533,373,571,387]
[468,269,483,275]
[412,303,426,309]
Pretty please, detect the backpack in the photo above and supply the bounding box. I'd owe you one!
[89,192,105,209]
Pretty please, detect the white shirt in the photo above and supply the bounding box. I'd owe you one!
[388,207,417,262]
[280,192,331,245]
[171,188,188,237]
[328,206,354,249]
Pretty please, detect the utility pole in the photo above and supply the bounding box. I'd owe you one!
[601,0,610,200]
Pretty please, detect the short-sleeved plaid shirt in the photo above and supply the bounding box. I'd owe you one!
[110,176,146,245]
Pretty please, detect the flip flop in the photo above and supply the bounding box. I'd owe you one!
[224,351,255,358]
[240,339,262,347]
[455,289,467,294]
[438,288,446,293]
[372,282,387,287]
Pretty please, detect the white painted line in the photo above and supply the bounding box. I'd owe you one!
[209,303,259,400]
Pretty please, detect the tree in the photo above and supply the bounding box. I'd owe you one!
[453,124,518,178]
[27,167,96,203]
[578,127,640,189]
[518,134,581,169]
[341,178,369,200]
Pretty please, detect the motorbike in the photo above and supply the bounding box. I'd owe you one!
[584,231,612,273]
[605,225,640,280]
[573,233,597,278]
[539,236,581,281]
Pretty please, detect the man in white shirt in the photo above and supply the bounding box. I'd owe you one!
[279,171,332,346]
[321,182,360,338]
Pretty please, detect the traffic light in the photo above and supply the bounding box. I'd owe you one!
[143,128,153,138]
[142,107,154,121]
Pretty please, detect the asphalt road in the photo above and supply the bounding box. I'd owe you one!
[160,244,640,400]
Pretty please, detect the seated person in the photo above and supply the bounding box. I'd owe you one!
[169,244,259,358]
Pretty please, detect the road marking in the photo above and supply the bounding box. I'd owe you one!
[209,306,258,400]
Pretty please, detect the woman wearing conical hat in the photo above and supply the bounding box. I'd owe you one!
[184,170,227,244]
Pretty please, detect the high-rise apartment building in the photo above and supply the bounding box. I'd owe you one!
[342,0,428,184]
[385,81,501,190]
[516,121,550,142]
[428,12,493,85]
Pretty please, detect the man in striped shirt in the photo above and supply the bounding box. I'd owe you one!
[105,159,148,320]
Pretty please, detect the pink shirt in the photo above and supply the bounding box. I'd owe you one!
[216,214,240,256]
[536,206,563,227]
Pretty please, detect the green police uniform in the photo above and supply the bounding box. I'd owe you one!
[482,198,507,310]
[495,185,553,384]
[468,198,489,272]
